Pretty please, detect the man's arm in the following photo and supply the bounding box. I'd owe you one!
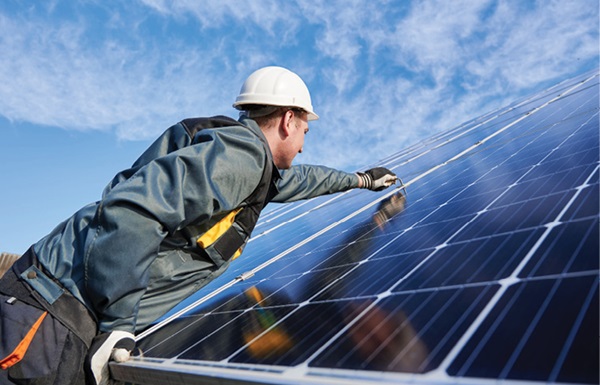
[272,164,359,203]
[272,165,397,203]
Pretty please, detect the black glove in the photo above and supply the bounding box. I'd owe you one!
[357,167,397,191]
[86,330,135,385]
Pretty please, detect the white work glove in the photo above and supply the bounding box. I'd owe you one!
[357,167,397,191]
[86,330,135,385]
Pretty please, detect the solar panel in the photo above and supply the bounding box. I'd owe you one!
[112,69,599,385]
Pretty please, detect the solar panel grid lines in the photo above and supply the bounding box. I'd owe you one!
[252,192,351,237]
[391,120,567,244]
[379,73,589,172]
[393,126,561,201]
[547,275,598,383]
[499,279,577,378]
[383,72,598,178]
[116,69,600,385]
[438,120,599,382]
[447,275,598,383]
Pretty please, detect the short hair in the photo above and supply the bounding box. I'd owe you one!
[243,105,306,127]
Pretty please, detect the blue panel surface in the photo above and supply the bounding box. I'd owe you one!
[119,70,600,385]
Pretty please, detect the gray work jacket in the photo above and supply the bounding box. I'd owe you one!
[31,116,359,333]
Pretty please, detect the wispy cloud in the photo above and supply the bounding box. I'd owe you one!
[0,0,597,171]
[467,0,599,88]
[138,0,299,35]
[0,6,239,138]
[298,0,598,168]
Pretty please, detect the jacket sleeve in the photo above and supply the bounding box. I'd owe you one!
[84,127,265,333]
[272,164,359,203]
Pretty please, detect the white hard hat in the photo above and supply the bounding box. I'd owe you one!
[233,66,319,121]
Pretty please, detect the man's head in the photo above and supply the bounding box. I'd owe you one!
[234,66,317,169]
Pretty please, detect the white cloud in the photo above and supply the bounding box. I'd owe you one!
[393,0,490,69]
[471,0,599,88]
[0,0,597,171]
[137,0,298,35]
[0,10,239,139]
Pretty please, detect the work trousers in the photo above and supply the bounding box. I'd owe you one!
[0,249,97,385]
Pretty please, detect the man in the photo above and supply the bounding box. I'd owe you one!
[0,66,397,385]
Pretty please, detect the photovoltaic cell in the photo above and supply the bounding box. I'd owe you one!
[112,69,599,385]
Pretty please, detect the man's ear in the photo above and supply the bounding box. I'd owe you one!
[279,109,294,138]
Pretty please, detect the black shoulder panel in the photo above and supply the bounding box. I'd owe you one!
[180,116,239,139]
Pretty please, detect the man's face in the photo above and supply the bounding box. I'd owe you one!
[279,110,309,169]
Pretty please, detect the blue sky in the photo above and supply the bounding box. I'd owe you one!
[1,0,598,254]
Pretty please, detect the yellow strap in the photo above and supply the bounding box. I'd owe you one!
[0,311,48,369]
[197,208,242,249]
[230,248,243,261]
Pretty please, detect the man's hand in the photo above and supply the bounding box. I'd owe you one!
[86,330,135,385]
[357,167,397,191]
